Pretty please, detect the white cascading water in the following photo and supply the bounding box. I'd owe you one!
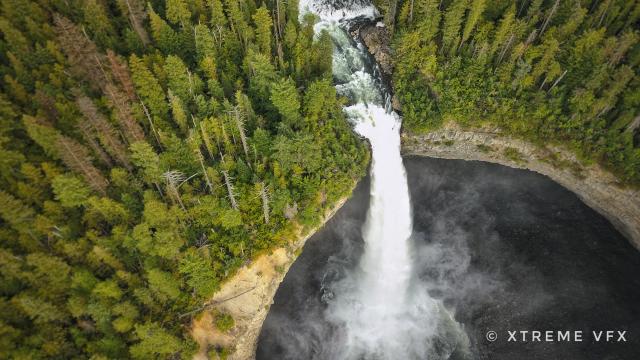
[299,1,471,359]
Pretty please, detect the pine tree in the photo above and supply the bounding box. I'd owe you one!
[56,135,109,195]
[271,77,301,128]
[148,5,182,55]
[166,0,191,27]
[51,174,92,207]
[489,4,516,62]
[81,0,116,49]
[116,0,150,45]
[459,0,486,50]
[164,55,203,103]
[77,120,113,167]
[103,81,145,144]
[441,0,468,55]
[208,0,227,29]
[129,54,168,120]
[0,190,35,234]
[168,90,189,133]
[130,141,163,187]
[53,14,108,89]
[107,50,137,102]
[76,96,132,170]
[22,116,61,158]
[253,5,273,56]
[224,0,254,50]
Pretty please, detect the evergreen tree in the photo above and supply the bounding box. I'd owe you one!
[253,5,273,56]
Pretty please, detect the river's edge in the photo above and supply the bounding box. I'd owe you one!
[190,183,357,360]
[402,122,640,249]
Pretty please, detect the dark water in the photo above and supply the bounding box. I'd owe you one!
[256,156,640,360]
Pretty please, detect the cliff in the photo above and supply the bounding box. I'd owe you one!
[191,193,353,360]
[401,122,640,249]
[353,20,640,249]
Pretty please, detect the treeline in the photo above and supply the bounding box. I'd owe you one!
[375,0,640,184]
[0,0,367,358]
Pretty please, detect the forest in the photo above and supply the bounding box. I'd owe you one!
[374,0,640,185]
[0,0,368,358]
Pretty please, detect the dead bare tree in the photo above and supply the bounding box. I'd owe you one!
[220,161,239,210]
[163,170,187,211]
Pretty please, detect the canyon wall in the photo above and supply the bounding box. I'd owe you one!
[402,122,640,249]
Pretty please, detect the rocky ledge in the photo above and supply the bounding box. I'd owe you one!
[402,122,640,249]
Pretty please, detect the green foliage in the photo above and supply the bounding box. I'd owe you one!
[130,322,188,359]
[392,0,640,185]
[271,78,301,128]
[0,0,368,358]
[52,174,91,207]
[214,312,235,332]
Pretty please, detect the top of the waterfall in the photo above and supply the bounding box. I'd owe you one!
[299,0,380,22]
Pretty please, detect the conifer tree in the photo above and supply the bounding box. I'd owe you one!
[253,5,273,56]
[459,0,486,50]
[148,5,182,55]
[76,96,132,170]
[116,0,150,45]
[441,0,468,55]
[129,54,169,120]
[53,14,108,89]
[56,135,108,195]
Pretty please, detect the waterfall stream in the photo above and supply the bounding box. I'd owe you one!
[299,1,471,359]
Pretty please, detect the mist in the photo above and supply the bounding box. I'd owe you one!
[257,1,640,360]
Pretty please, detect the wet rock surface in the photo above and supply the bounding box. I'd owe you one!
[351,22,402,112]
[357,23,394,77]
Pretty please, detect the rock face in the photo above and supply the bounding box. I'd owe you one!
[353,22,402,112]
[402,122,640,249]
[358,23,394,78]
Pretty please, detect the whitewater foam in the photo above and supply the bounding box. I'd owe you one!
[299,1,471,359]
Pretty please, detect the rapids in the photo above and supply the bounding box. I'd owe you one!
[296,1,471,358]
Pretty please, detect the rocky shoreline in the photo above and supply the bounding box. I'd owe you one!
[401,122,640,249]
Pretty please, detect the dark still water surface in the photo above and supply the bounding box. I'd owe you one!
[256,156,640,360]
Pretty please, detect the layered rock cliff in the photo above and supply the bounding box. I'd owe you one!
[402,122,640,249]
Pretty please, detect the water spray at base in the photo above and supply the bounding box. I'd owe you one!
[298,1,472,359]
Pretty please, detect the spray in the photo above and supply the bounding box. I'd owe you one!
[298,1,471,359]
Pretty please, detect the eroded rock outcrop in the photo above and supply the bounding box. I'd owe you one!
[402,122,640,249]
[353,22,402,111]
[357,23,393,77]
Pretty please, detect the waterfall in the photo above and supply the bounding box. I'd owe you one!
[299,1,471,359]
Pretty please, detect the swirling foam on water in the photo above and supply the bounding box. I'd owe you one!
[300,1,472,359]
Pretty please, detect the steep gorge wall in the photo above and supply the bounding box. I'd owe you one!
[402,122,640,249]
